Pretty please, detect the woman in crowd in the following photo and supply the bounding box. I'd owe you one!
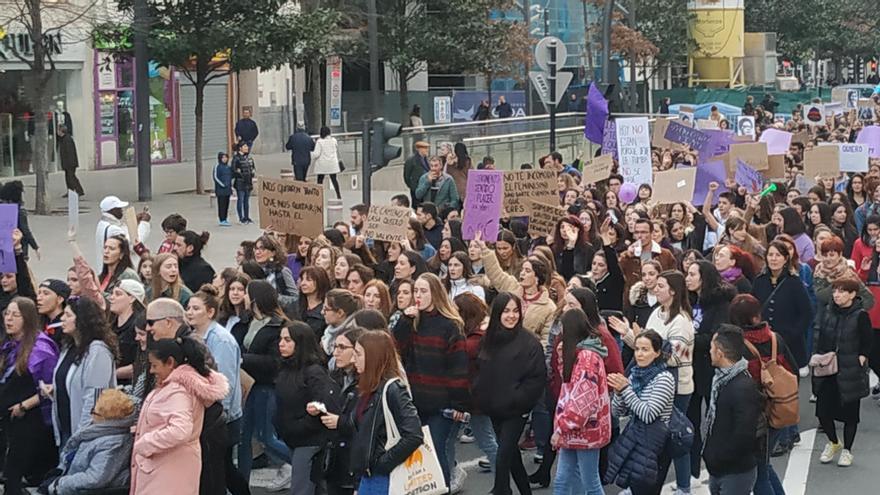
[446,251,486,300]
[137,255,153,285]
[109,279,146,384]
[627,260,662,332]
[495,230,524,276]
[605,330,676,494]
[312,127,342,199]
[312,246,339,288]
[807,202,833,238]
[299,266,331,338]
[552,216,594,281]
[829,201,858,257]
[286,235,310,285]
[344,264,373,296]
[685,260,736,478]
[723,217,766,262]
[551,308,612,494]
[813,277,872,467]
[176,230,215,292]
[130,336,229,494]
[713,244,756,294]
[335,254,362,289]
[219,272,251,342]
[275,322,340,495]
[238,280,290,481]
[254,234,298,310]
[427,238,466,279]
[51,296,118,447]
[847,173,866,210]
[590,224,625,311]
[473,293,546,495]
[388,278,414,331]
[850,214,880,273]
[393,250,426,286]
[149,253,193,307]
[777,207,815,263]
[0,297,60,495]
[392,273,469,486]
[363,279,392,321]
[406,219,437,260]
[185,284,248,495]
[320,289,361,358]
[98,235,139,296]
[752,240,814,370]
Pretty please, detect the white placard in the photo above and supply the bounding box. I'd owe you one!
[616,117,652,186]
[805,104,825,126]
[68,191,79,233]
[819,142,869,172]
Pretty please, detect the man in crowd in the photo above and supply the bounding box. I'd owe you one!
[702,182,737,252]
[95,196,151,268]
[158,213,187,254]
[404,141,431,208]
[285,126,314,181]
[234,108,259,149]
[58,125,84,198]
[349,204,369,239]
[146,298,188,340]
[417,202,444,250]
[619,218,676,292]
[416,156,461,212]
[495,96,513,119]
[37,279,69,345]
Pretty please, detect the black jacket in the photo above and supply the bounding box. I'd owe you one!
[199,402,228,495]
[595,244,624,311]
[275,362,341,449]
[232,153,256,191]
[286,130,314,168]
[691,284,736,397]
[179,255,215,293]
[702,371,762,476]
[58,133,79,171]
[813,302,872,404]
[473,329,546,419]
[342,379,423,478]
[751,271,813,367]
[300,302,327,339]
[240,315,285,385]
[234,118,259,143]
[555,243,594,281]
[326,370,359,488]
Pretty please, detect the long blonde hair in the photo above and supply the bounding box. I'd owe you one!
[151,253,183,303]
[416,273,464,333]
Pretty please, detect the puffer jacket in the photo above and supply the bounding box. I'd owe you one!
[473,328,546,420]
[232,153,255,191]
[813,301,872,404]
[342,379,424,478]
[50,414,136,494]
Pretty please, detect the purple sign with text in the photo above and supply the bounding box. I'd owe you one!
[665,120,710,152]
[692,160,728,205]
[602,120,618,160]
[0,204,18,273]
[462,170,504,241]
[701,129,735,160]
[856,126,880,158]
[735,159,765,193]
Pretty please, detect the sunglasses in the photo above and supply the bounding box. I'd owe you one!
[145,317,168,327]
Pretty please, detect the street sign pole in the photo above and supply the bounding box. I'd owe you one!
[549,39,557,152]
[361,119,371,205]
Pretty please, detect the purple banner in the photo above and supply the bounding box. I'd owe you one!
[701,129,735,160]
[665,120,710,152]
[856,125,880,158]
[0,204,18,273]
[584,82,608,144]
[735,159,764,193]
[462,170,504,241]
[692,160,727,205]
[759,128,793,155]
[602,120,618,160]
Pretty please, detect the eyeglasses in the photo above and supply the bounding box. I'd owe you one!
[334,343,354,352]
[145,317,168,327]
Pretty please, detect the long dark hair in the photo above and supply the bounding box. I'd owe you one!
[779,207,806,237]
[247,280,287,321]
[99,235,134,283]
[408,218,429,251]
[689,260,735,304]
[566,288,603,327]
[2,297,41,376]
[861,214,880,245]
[148,335,212,377]
[66,297,120,364]
[561,308,600,382]
[281,322,326,375]
[659,270,691,323]
[480,292,522,358]
[552,216,589,255]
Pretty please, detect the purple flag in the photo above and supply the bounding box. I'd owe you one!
[692,161,727,205]
[602,120,618,160]
[584,83,608,144]
[0,204,18,273]
[856,126,880,158]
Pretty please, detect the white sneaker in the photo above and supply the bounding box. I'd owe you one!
[809,394,817,403]
[674,489,691,495]
[459,433,475,443]
[799,366,810,378]
[871,385,880,400]
[263,464,292,492]
[450,465,467,494]
[820,442,842,463]
[619,489,632,495]
[838,449,853,467]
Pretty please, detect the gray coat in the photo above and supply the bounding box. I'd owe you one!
[51,414,135,494]
[51,340,117,445]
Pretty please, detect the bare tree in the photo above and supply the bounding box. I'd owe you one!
[1,0,100,214]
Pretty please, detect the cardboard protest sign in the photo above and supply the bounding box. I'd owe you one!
[602,120,618,160]
[794,174,815,194]
[652,118,683,149]
[693,160,728,205]
[526,201,567,237]
[766,154,787,179]
[0,204,17,273]
[727,142,769,171]
[791,131,810,145]
[696,119,719,130]
[363,204,411,243]
[652,167,697,205]
[581,154,615,185]
[664,120,710,151]
[803,146,840,178]
[503,169,558,216]
[856,126,880,158]
[805,104,826,126]
[736,116,756,139]
[461,170,504,240]
[735,159,765,193]
[759,128,793,155]
[123,207,139,244]
[616,117,652,185]
[819,142,869,172]
[678,106,695,127]
[258,176,324,237]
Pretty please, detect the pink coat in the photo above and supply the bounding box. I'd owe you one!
[130,365,228,495]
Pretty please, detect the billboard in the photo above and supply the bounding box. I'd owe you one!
[451,91,527,122]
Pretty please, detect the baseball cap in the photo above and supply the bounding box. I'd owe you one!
[117,279,146,305]
[100,196,129,212]
[39,279,71,300]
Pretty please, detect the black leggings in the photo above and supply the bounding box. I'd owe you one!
[226,419,250,495]
[687,393,711,477]
[492,415,531,495]
[868,330,880,381]
[318,174,341,199]
[819,416,858,449]
[5,411,57,495]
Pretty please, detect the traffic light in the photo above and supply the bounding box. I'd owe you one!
[370,118,402,171]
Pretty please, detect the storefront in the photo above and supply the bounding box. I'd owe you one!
[94,51,179,168]
[0,31,89,177]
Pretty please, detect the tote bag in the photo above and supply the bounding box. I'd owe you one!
[381,378,448,495]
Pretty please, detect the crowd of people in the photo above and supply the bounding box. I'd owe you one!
[2,95,880,495]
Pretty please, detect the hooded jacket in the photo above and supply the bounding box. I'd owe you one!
[131,365,229,495]
[213,152,233,196]
[51,413,136,494]
[274,362,341,449]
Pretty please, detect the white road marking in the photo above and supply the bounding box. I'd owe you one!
[783,428,817,495]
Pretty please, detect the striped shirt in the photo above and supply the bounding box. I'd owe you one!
[612,370,675,424]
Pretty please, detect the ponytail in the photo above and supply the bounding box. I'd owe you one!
[148,336,212,377]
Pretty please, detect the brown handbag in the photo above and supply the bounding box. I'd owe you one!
[744,334,800,428]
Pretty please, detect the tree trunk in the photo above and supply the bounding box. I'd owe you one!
[306,61,323,134]
[398,70,411,152]
[194,62,206,194]
[31,87,50,214]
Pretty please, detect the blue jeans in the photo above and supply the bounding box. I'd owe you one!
[470,414,499,470]
[553,448,603,495]
[357,474,390,495]
[709,468,758,495]
[672,394,692,491]
[238,385,291,479]
[422,413,455,485]
[236,188,251,221]
[532,392,552,452]
[446,422,462,474]
[753,428,785,495]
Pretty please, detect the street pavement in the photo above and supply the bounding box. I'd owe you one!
[17,160,880,494]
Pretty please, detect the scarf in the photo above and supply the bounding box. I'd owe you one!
[577,336,608,358]
[243,316,270,350]
[628,359,668,396]
[720,266,743,284]
[813,255,849,281]
[703,357,749,440]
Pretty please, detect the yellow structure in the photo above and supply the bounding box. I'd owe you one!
[687,0,746,88]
